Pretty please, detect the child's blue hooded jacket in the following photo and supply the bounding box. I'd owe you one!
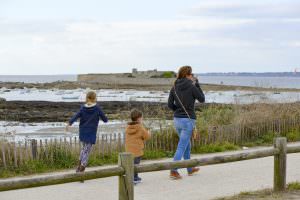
[69,104,108,144]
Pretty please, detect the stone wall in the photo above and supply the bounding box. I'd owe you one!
[132,69,165,78]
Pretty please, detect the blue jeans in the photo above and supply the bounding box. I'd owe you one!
[172,117,195,173]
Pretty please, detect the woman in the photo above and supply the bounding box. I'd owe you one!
[168,66,205,179]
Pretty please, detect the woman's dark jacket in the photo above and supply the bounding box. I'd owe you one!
[168,78,205,119]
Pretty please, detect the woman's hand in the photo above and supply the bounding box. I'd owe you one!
[191,76,199,85]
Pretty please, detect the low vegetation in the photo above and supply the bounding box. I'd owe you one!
[1,103,300,178]
[215,182,300,200]
[0,141,240,178]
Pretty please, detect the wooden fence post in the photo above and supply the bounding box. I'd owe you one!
[118,153,134,200]
[13,142,17,167]
[1,144,6,169]
[274,137,287,192]
[31,140,38,160]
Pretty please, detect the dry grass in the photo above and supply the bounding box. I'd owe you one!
[233,103,300,125]
[197,102,300,127]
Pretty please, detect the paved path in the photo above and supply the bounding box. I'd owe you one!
[1,144,300,200]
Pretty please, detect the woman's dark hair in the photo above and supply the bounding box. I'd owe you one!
[130,109,143,122]
[177,66,192,79]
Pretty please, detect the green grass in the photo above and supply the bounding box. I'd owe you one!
[0,153,120,178]
[241,129,300,148]
[143,142,240,160]
[0,142,240,178]
[215,182,300,200]
[286,129,300,142]
[193,142,240,153]
[287,182,300,190]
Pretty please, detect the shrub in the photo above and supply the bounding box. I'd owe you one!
[162,72,176,78]
[286,129,300,142]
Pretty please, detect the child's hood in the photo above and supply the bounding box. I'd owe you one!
[126,122,143,135]
[81,103,98,113]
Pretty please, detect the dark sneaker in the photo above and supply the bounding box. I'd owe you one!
[79,165,86,172]
[76,160,81,173]
[134,176,142,184]
[133,179,141,185]
[137,177,142,182]
[170,171,182,180]
[78,165,86,183]
[188,167,200,176]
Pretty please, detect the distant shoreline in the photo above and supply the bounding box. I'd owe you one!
[1,81,300,92]
[199,72,300,77]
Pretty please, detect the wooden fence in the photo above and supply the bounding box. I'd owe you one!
[1,116,300,169]
[0,137,299,200]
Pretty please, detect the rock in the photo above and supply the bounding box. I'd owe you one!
[0,97,6,102]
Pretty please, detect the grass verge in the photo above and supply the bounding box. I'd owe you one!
[215,182,300,200]
[0,142,239,178]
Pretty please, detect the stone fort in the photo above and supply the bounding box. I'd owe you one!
[77,68,176,86]
[131,68,167,78]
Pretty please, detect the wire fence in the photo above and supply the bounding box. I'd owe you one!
[1,115,300,169]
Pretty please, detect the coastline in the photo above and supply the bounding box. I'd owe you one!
[1,100,300,123]
[1,81,300,92]
[0,100,182,122]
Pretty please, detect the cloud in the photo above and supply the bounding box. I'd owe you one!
[287,41,300,47]
[178,1,300,50]
[184,0,300,19]
[207,19,300,48]
[0,18,258,74]
[0,0,299,74]
[0,18,253,56]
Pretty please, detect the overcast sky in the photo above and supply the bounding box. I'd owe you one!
[0,0,299,75]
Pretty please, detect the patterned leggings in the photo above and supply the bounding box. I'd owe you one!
[80,142,93,167]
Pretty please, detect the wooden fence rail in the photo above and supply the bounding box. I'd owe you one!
[0,137,299,200]
[135,148,279,174]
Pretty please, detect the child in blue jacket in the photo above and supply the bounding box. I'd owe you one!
[67,91,108,172]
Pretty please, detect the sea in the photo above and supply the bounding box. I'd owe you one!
[1,74,300,89]
[0,75,77,83]
[199,75,300,89]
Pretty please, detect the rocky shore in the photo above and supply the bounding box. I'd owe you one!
[0,101,205,123]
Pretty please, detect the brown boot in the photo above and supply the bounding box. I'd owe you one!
[170,171,182,180]
[188,167,200,176]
